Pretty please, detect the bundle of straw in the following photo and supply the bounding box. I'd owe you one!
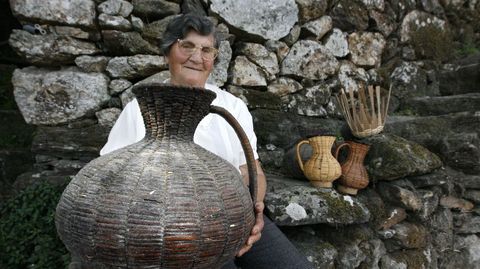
[336,85,392,138]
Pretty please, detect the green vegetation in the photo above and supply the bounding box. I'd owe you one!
[335,133,344,143]
[456,41,480,58]
[410,24,454,62]
[0,180,70,269]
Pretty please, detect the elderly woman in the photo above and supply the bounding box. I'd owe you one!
[101,14,313,269]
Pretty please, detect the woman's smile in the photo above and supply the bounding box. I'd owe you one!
[183,65,203,71]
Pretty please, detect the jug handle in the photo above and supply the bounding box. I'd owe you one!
[296,140,310,172]
[209,105,258,206]
[334,142,350,165]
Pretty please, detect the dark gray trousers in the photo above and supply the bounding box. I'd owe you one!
[221,214,314,269]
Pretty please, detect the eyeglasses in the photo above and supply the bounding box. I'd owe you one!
[177,39,219,61]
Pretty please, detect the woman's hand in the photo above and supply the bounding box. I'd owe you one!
[236,201,265,257]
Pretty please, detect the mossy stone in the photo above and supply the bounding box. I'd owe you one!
[410,24,454,62]
[390,249,430,268]
[364,133,442,181]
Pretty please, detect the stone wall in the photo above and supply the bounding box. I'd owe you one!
[5,0,480,268]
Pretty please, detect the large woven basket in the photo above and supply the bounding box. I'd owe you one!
[56,84,257,269]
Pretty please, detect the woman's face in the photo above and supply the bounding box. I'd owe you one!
[167,31,215,88]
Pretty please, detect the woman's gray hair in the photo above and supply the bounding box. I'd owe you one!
[160,14,220,57]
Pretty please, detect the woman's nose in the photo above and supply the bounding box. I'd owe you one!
[189,48,203,62]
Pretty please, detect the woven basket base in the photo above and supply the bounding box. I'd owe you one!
[352,126,384,138]
[337,185,359,195]
[310,181,333,188]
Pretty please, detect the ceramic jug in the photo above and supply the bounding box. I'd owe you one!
[334,141,370,195]
[296,135,342,188]
[55,84,257,269]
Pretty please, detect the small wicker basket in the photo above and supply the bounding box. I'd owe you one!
[336,85,391,138]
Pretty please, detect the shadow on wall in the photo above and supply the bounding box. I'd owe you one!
[0,0,34,203]
[0,0,23,65]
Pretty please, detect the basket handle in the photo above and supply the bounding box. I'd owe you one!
[209,105,258,205]
[334,142,350,165]
[295,140,310,172]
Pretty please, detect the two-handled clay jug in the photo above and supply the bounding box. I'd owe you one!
[296,135,342,188]
[55,84,257,269]
[334,141,370,195]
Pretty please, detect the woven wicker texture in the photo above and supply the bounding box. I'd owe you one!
[336,85,391,138]
[334,141,370,195]
[296,136,342,188]
[56,84,256,268]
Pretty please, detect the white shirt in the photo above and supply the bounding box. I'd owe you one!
[100,83,259,170]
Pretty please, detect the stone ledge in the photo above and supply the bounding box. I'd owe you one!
[264,174,370,226]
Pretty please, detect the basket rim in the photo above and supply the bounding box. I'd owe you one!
[132,82,217,99]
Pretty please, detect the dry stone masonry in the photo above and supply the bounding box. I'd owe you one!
[5,0,480,268]
[210,0,299,41]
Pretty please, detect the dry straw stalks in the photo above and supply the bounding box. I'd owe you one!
[336,85,392,138]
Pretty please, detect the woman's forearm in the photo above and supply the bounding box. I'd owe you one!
[240,160,266,203]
